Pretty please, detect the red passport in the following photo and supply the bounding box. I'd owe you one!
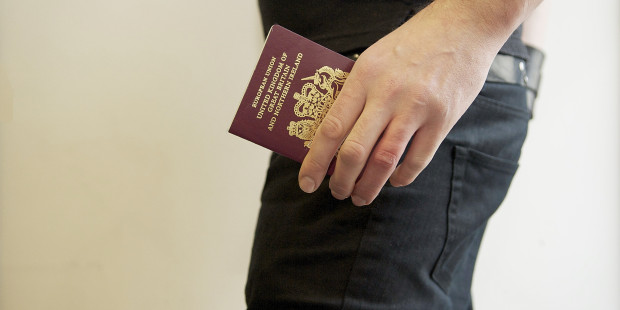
[229,25,355,169]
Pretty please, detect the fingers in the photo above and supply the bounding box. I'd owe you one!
[298,78,366,193]
[328,104,391,200]
[301,92,446,206]
[349,120,417,206]
[390,126,444,188]
[298,50,455,206]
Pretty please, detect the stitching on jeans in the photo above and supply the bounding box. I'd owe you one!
[430,145,466,293]
[339,207,374,310]
[474,90,530,119]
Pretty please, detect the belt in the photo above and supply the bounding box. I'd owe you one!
[486,46,544,117]
[346,46,544,118]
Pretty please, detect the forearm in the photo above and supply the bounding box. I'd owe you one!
[399,0,544,58]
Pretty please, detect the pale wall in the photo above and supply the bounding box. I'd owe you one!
[0,1,617,309]
[473,0,620,309]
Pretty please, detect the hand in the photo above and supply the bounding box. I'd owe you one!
[297,0,525,206]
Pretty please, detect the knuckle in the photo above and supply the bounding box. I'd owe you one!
[430,101,449,115]
[319,114,346,141]
[353,55,377,76]
[371,149,399,170]
[409,88,454,122]
[338,140,367,166]
[409,84,434,104]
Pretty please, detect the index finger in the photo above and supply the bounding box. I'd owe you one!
[298,77,367,193]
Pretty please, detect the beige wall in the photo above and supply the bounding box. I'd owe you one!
[0,0,618,309]
[1,1,265,309]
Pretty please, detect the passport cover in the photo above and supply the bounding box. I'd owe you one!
[229,25,355,169]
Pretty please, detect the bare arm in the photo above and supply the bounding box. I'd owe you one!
[298,0,544,206]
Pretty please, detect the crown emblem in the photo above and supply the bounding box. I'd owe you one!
[287,66,348,148]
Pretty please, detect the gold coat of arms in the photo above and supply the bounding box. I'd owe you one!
[287,66,349,148]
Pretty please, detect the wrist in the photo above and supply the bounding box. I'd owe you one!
[412,0,540,56]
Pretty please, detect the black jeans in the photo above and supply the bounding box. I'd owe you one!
[245,71,530,309]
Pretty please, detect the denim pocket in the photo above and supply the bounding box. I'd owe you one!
[431,145,519,292]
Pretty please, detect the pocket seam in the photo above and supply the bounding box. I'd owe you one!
[431,145,518,293]
[474,90,530,120]
[466,147,519,173]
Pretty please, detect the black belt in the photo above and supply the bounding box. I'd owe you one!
[346,46,544,118]
[486,46,544,117]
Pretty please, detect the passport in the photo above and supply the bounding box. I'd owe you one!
[229,25,355,170]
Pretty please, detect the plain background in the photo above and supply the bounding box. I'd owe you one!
[0,0,618,309]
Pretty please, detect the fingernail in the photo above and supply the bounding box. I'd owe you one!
[331,190,348,200]
[389,180,404,187]
[351,195,367,207]
[299,176,316,193]
[389,177,405,188]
